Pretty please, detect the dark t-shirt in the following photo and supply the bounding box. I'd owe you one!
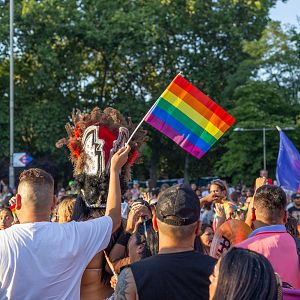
[130,250,216,300]
[288,206,300,224]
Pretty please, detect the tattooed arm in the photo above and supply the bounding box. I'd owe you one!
[115,267,138,300]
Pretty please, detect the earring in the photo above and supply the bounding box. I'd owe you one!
[250,207,256,230]
[251,207,256,222]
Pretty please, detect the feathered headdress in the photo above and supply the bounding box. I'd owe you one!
[56,107,147,208]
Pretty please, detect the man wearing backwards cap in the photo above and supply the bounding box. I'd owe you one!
[114,184,216,300]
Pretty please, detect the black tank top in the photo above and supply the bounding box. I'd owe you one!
[130,250,216,300]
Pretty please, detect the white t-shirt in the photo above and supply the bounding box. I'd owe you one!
[0,216,112,300]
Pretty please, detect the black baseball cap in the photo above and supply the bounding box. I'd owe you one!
[156,184,200,226]
[292,193,300,200]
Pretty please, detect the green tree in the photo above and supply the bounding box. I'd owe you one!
[243,21,300,103]
[0,0,280,185]
[215,80,300,184]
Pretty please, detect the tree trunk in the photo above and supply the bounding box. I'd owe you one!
[184,153,190,184]
[148,140,159,188]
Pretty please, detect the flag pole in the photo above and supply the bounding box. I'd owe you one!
[276,126,281,131]
[125,101,156,145]
[126,72,183,145]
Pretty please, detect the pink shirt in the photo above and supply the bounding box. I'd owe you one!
[237,225,300,289]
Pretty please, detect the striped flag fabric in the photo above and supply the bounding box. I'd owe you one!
[145,74,235,158]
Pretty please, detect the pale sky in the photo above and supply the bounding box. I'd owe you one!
[269,0,300,27]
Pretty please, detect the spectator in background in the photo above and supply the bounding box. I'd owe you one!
[288,193,300,225]
[238,185,300,289]
[56,196,76,223]
[159,183,170,193]
[229,191,240,204]
[209,180,229,201]
[0,207,14,230]
[260,169,273,185]
[201,203,214,225]
[209,247,280,300]
[131,181,140,201]
[0,181,13,208]
[191,183,197,192]
[201,185,210,197]
[227,185,235,196]
[57,188,66,204]
[285,216,300,258]
[246,188,254,198]
[110,220,159,292]
[200,179,228,209]
[127,220,158,263]
[195,189,202,199]
[286,216,299,239]
[239,189,247,204]
[108,199,152,274]
[195,224,214,255]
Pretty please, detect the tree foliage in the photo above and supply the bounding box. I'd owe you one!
[1,0,295,186]
[215,81,300,184]
[243,21,300,103]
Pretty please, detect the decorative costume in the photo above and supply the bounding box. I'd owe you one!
[56,107,147,212]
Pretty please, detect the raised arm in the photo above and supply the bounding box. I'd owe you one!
[105,145,131,233]
[245,177,267,227]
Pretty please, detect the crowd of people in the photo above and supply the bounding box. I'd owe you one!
[1,106,300,300]
[0,154,300,299]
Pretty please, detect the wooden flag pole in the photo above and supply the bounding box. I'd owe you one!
[104,250,118,278]
[125,103,155,145]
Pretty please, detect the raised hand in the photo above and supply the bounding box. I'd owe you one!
[110,145,131,172]
[126,204,151,234]
[214,203,225,219]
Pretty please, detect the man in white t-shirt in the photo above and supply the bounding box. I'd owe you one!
[0,145,130,300]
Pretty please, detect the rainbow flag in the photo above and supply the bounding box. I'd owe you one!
[145,74,235,159]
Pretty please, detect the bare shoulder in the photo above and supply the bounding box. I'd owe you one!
[115,267,138,300]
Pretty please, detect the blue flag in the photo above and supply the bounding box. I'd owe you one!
[276,130,300,191]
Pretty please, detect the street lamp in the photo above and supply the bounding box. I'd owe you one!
[233,127,295,171]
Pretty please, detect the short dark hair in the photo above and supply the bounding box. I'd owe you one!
[286,216,299,238]
[213,247,279,300]
[254,185,287,223]
[18,168,54,209]
[19,168,54,188]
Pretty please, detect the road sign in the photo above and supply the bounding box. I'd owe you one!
[13,153,33,167]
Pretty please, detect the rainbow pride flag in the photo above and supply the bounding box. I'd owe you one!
[145,74,235,159]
